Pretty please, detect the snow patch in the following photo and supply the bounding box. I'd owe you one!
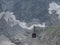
[48,2,60,14]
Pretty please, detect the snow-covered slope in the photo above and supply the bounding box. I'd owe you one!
[0,11,46,30]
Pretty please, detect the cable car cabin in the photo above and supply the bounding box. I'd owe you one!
[32,32,36,38]
[32,26,36,38]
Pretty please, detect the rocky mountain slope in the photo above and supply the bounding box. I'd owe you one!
[0,0,60,45]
